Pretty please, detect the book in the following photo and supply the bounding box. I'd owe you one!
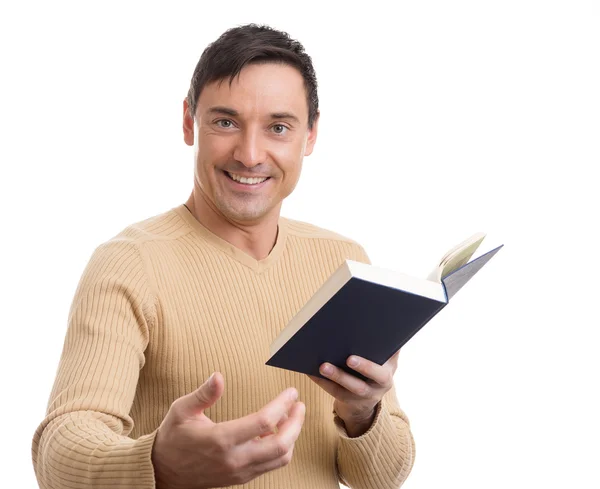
[266,232,503,380]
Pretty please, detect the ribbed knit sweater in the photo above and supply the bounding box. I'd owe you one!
[31,204,415,489]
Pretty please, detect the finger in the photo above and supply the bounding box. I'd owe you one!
[250,401,305,465]
[307,374,350,401]
[250,440,297,480]
[258,410,288,438]
[384,350,401,369]
[270,401,305,449]
[319,362,374,397]
[220,388,298,444]
[346,356,395,387]
[174,372,224,419]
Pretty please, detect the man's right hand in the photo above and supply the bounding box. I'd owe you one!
[151,372,306,489]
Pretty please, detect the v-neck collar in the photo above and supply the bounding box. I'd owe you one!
[174,204,288,273]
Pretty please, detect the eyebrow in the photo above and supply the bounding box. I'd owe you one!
[271,112,300,124]
[208,106,239,117]
[207,106,300,124]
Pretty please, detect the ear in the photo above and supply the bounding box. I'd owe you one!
[304,111,320,157]
[183,99,195,146]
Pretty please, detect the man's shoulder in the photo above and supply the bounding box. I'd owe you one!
[100,205,191,250]
[283,217,369,262]
[283,217,355,243]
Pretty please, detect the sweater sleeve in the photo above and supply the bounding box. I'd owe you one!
[335,384,416,489]
[334,243,416,489]
[31,238,159,489]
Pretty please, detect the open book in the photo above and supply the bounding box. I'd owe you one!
[266,233,503,379]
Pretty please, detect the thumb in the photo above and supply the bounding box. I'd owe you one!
[176,372,224,418]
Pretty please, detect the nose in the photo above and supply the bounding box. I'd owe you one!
[233,129,267,168]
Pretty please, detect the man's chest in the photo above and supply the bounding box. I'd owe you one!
[142,258,332,416]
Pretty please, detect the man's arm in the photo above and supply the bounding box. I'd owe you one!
[31,238,159,489]
[334,383,416,489]
[334,242,416,488]
[32,237,308,489]
[309,355,415,489]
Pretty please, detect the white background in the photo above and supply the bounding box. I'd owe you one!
[1,1,599,487]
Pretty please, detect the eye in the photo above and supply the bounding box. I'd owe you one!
[272,124,288,135]
[216,119,234,129]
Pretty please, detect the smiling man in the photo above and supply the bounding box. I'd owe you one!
[32,24,415,489]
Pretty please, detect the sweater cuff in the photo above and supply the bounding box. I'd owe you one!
[130,430,159,487]
[334,402,414,489]
[333,401,385,441]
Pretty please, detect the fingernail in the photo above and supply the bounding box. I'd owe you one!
[348,356,359,367]
[289,388,298,401]
[322,364,333,375]
[208,373,215,388]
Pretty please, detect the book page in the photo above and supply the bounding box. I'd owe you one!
[426,232,486,282]
[442,244,503,299]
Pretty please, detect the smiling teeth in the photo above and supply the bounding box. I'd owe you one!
[228,172,268,185]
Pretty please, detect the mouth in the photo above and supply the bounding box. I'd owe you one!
[224,171,271,186]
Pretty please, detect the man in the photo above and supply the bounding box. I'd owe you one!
[32,24,415,489]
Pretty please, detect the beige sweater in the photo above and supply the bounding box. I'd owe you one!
[32,204,415,489]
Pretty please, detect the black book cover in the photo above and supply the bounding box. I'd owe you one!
[266,277,447,380]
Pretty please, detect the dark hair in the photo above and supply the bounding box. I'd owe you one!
[186,24,319,129]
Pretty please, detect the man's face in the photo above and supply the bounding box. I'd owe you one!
[183,62,318,224]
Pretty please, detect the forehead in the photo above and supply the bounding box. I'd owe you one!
[197,63,308,120]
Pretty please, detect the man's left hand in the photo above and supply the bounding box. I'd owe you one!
[308,350,400,437]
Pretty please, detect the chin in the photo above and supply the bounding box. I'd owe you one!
[218,201,274,223]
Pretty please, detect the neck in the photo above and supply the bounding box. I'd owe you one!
[184,190,280,261]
